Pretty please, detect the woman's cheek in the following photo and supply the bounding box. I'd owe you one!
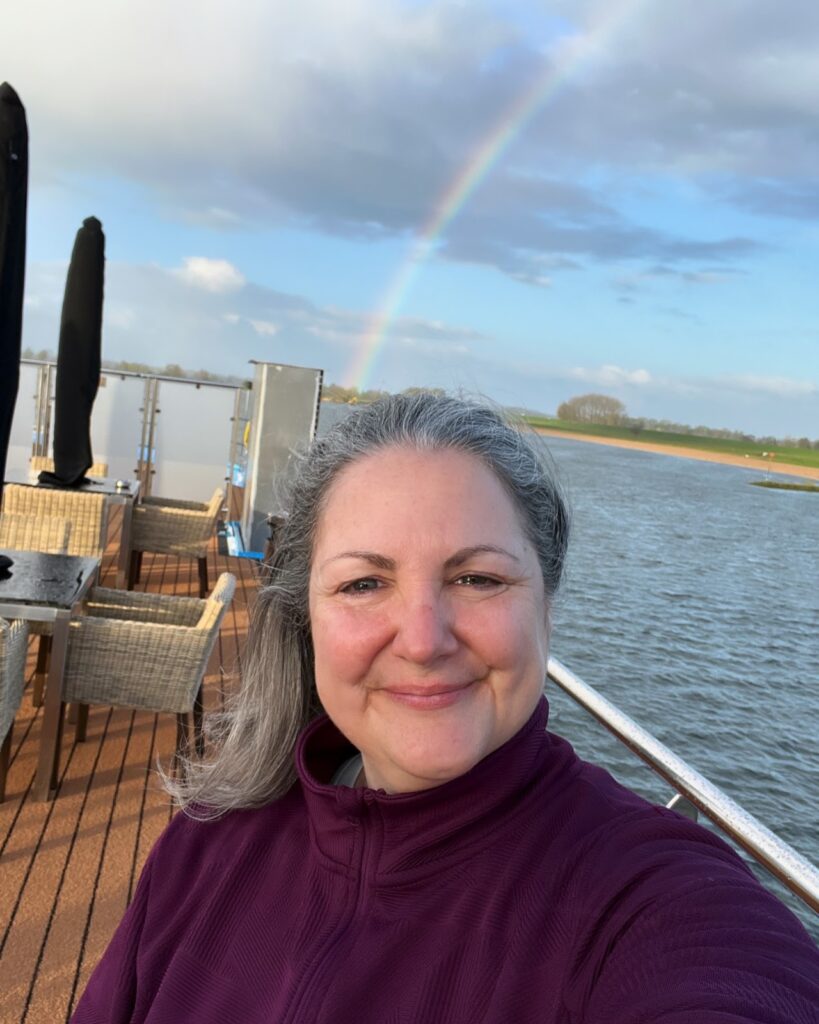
[315,604,392,674]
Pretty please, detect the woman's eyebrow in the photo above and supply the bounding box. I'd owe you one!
[321,551,396,570]
[320,545,521,572]
[444,545,521,570]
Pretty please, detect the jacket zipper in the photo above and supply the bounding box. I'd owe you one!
[282,793,379,1023]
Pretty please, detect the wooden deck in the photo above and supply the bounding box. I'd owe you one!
[0,513,259,1023]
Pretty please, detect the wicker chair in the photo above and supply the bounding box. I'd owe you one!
[128,488,224,598]
[0,617,29,802]
[30,456,109,478]
[1,486,106,558]
[1,486,107,706]
[0,513,72,555]
[63,572,236,763]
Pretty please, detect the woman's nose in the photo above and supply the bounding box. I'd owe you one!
[391,590,458,665]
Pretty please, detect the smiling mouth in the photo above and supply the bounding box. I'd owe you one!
[380,680,477,709]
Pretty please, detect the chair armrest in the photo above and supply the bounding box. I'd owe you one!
[86,587,204,627]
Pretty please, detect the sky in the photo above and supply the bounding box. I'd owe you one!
[4,0,819,438]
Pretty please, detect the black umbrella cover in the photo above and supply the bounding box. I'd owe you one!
[39,217,105,488]
[0,83,29,501]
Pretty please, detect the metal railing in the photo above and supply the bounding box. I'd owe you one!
[547,656,819,914]
[15,359,244,502]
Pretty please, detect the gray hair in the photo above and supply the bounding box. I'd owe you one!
[166,392,569,815]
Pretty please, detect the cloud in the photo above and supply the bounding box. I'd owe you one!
[440,202,762,284]
[613,263,746,297]
[107,305,137,330]
[389,316,486,345]
[397,337,470,357]
[21,258,490,387]
[567,364,653,388]
[679,269,745,286]
[556,369,817,403]
[4,0,788,283]
[248,319,279,337]
[656,306,700,323]
[305,307,488,350]
[510,272,552,288]
[173,257,246,294]
[728,180,819,220]
[530,1,819,178]
[174,206,243,229]
[720,374,817,399]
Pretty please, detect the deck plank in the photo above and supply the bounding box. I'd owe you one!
[0,526,257,1024]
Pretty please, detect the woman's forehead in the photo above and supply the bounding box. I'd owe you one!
[313,446,530,557]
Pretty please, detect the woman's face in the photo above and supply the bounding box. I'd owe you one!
[308,446,550,794]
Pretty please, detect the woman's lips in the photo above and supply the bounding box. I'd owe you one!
[380,680,476,709]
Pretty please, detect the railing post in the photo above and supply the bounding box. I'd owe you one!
[31,362,53,457]
[136,376,160,497]
[225,387,247,520]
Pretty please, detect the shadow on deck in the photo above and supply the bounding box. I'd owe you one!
[0,512,259,1023]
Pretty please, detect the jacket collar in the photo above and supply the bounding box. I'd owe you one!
[295,697,562,878]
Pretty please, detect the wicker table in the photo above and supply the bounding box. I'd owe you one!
[3,473,140,588]
[0,550,99,800]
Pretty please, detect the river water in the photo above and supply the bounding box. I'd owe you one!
[544,435,818,939]
[317,405,818,939]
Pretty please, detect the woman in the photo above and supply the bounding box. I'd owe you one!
[74,393,818,1023]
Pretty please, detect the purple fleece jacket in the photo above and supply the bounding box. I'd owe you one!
[73,698,818,1023]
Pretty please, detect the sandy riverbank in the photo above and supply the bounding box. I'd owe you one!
[533,429,819,483]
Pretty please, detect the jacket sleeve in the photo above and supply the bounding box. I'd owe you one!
[584,878,819,1023]
[70,843,157,1024]
[570,814,819,1023]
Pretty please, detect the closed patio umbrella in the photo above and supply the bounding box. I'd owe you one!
[0,83,28,504]
[38,217,105,488]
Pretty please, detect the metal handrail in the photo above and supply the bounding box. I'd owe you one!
[547,656,819,914]
[20,357,247,391]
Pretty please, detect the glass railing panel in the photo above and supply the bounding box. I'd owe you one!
[6,363,42,473]
[91,373,148,481]
[150,380,237,501]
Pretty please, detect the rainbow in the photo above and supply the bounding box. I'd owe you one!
[344,0,645,390]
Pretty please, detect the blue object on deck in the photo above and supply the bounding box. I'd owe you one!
[218,520,263,560]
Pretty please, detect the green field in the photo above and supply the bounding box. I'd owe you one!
[520,416,819,470]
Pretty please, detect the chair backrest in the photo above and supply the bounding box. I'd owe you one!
[30,456,109,477]
[1,486,106,558]
[0,512,72,554]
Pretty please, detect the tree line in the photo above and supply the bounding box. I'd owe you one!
[322,383,446,404]
[555,392,818,450]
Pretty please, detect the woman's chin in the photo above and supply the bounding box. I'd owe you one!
[365,735,488,793]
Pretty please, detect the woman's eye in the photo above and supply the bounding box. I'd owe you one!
[453,573,500,588]
[340,578,381,595]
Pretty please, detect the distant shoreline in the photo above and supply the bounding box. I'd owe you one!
[533,428,819,482]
